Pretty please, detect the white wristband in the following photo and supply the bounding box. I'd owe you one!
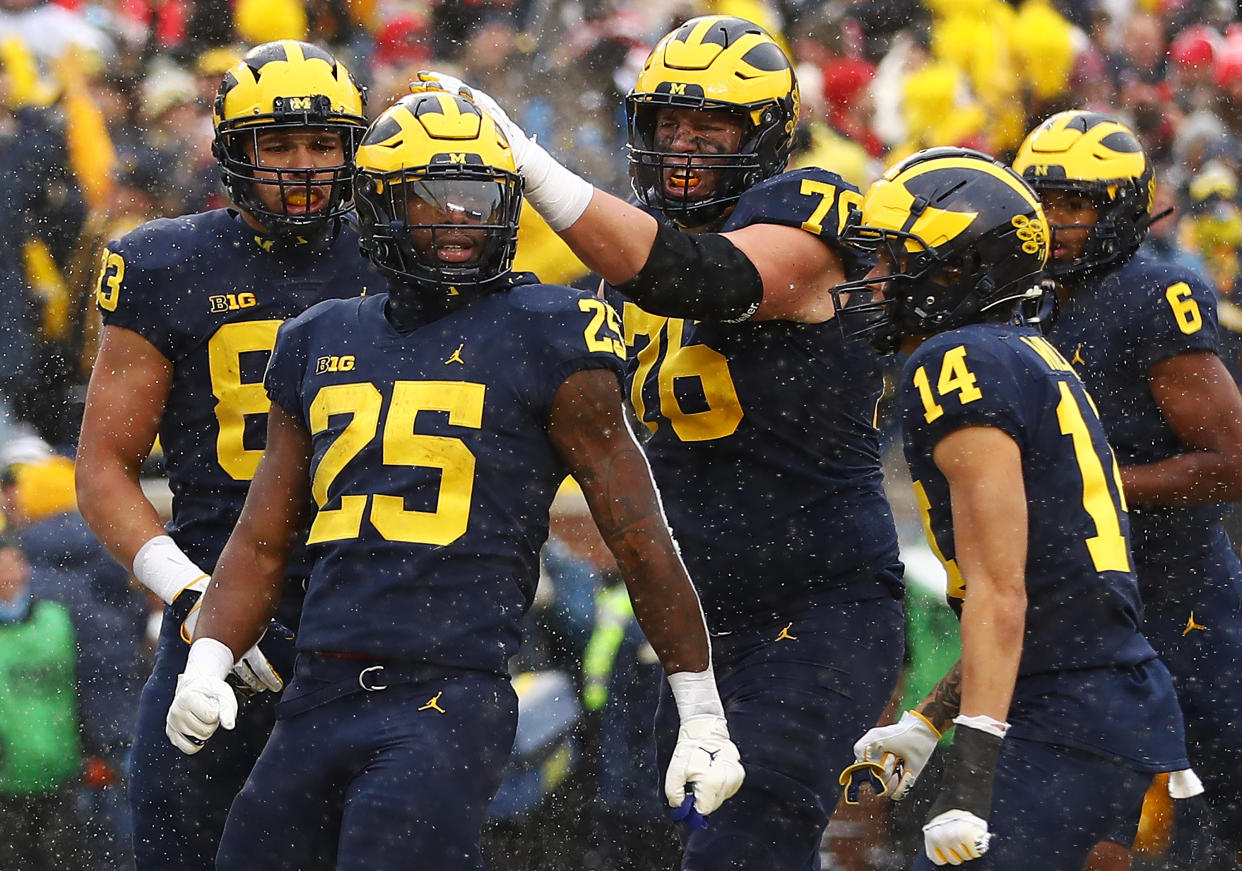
[185,637,236,681]
[519,139,595,231]
[132,535,209,605]
[667,667,725,722]
[953,713,1009,739]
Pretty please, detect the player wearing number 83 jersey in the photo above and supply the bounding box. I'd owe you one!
[94,208,375,589]
[76,41,374,871]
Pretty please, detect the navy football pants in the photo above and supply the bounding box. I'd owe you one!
[655,595,905,871]
[128,609,277,871]
[215,665,517,871]
[1141,548,1242,854]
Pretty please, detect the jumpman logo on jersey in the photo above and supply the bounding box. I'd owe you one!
[419,691,447,714]
[253,235,275,252]
[1071,343,1085,366]
[445,344,466,365]
[701,748,720,762]
[775,622,797,642]
[1183,611,1207,636]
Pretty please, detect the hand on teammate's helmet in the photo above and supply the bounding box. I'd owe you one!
[664,715,745,816]
[410,71,531,168]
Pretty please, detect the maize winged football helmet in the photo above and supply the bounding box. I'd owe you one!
[353,91,522,317]
[626,15,799,227]
[832,147,1049,354]
[213,40,367,238]
[1011,110,1155,280]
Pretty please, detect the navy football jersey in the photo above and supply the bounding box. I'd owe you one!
[901,324,1184,770]
[1046,253,1229,591]
[604,168,900,633]
[264,277,627,672]
[96,209,377,605]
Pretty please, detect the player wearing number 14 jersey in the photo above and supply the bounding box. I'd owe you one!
[76,41,375,871]
[837,148,1186,869]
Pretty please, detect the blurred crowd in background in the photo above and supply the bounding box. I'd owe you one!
[2,0,1242,868]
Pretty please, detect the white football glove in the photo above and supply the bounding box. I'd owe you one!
[410,71,532,166]
[664,715,745,816]
[180,601,286,693]
[410,71,594,230]
[166,638,237,755]
[922,808,991,866]
[853,710,942,801]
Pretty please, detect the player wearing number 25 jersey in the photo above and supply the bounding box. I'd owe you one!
[166,91,743,871]
[838,149,1186,869]
[76,41,374,871]
[1015,110,1242,855]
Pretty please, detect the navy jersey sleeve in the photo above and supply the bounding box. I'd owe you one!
[510,285,627,417]
[93,218,189,356]
[264,313,313,424]
[1132,261,1221,372]
[725,167,874,278]
[899,331,1026,453]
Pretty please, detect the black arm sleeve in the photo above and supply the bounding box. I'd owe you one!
[926,723,1004,821]
[615,221,764,323]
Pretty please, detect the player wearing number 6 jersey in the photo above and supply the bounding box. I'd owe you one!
[75,41,375,871]
[413,16,903,869]
[1014,110,1242,860]
[835,148,1188,869]
[165,90,743,871]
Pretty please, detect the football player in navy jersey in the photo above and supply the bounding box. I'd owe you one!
[1012,111,1242,862]
[75,41,376,871]
[412,15,905,870]
[835,148,1189,869]
[163,90,744,871]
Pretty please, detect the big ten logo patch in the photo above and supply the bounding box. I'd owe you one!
[209,293,258,313]
[315,355,356,374]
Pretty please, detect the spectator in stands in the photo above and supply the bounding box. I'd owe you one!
[0,525,89,871]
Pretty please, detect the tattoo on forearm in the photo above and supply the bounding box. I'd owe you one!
[922,661,963,730]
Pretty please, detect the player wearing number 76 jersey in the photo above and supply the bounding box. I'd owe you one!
[76,41,376,871]
[835,148,1188,869]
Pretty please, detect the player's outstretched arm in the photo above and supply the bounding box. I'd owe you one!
[410,72,837,323]
[1122,351,1242,505]
[548,367,743,815]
